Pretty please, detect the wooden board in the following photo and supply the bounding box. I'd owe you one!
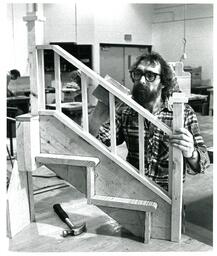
[43,164,87,195]
[39,114,171,240]
[7,162,34,238]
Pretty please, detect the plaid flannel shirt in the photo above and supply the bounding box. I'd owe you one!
[97,100,210,190]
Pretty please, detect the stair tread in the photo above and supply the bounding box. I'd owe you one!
[91,195,158,212]
[35,153,100,167]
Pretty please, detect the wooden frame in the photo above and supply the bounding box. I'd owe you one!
[37,45,188,242]
[12,14,187,242]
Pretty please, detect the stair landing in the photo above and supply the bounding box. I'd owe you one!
[8,168,212,252]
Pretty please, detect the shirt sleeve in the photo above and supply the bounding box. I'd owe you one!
[96,108,125,147]
[184,104,210,173]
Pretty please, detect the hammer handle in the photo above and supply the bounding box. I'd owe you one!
[53,204,69,224]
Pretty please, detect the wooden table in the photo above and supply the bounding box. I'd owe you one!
[7,96,30,114]
[188,93,208,115]
[191,86,213,115]
[7,96,30,157]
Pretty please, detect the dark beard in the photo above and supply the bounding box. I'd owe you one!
[131,83,161,108]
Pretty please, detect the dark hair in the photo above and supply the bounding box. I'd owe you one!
[10,69,21,80]
[129,51,180,101]
[70,70,81,85]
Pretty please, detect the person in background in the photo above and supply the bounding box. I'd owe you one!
[7,69,21,97]
[91,51,210,191]
[68,69,82,101]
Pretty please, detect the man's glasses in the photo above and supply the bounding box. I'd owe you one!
[131,69,161,82]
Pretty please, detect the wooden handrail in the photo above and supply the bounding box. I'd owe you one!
[36,45,172,136]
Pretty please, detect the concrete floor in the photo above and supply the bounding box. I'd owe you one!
[7,112,213,247]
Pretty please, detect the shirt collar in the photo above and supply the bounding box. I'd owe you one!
[160,98,173,112]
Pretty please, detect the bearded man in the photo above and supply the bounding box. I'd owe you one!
[92,51,209,191]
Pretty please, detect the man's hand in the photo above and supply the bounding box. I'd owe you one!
[170,128,194,158]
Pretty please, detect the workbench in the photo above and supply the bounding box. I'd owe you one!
[7,96,30,114]
[188,93,208,115]
[191,86,213,115]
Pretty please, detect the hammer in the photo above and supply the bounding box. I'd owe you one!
[53,203,86,237]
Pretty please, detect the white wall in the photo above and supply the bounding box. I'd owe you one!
[7,3,213,84]
[152,4,213,83]
[43,4,77,43]
[43,3,153,76]
[7,4,28,75]
[43,3,153,45]
[93,3,153,45]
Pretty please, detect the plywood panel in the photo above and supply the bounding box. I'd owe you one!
[43,164,87,195]
[39,115,171,240]
[7,162,33,238]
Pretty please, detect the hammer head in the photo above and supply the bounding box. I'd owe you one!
[62,223,86,237]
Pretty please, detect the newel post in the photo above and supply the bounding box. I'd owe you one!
[23,4,45,116]
[21,5,46,171]
[170,92,188,242]
[7,5,46,237]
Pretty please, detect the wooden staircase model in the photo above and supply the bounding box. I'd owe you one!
[7,11,188,244]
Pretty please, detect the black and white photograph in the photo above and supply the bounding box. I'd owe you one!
[4,0,214,253]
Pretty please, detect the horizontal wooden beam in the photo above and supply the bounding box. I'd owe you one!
[91,195,158,212]
[35,153,100,167]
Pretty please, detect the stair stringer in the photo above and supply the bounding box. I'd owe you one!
[39,112,172,240]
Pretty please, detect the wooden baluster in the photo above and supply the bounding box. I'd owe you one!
[37,49,45,110]
[81,72,89,132]
[54,52,62,112]
[109,92,116,154]
[170,93,188,242]
[139,114,145,176]
[168,146,173,197]
[29,48,39,116]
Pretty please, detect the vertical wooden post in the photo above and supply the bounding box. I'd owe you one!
[139,114,145,176]
[168,146,173,197]
[170,93,188,242]
[54,52,62,111]
[7,114,40,237]
[37,49,45,110]
[144,212,151,243]
[109,92,117,154]
[23,7,45,116]
[87,167,95,204]
[81,72,89,132]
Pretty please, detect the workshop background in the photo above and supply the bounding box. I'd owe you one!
[6,2,213,252]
